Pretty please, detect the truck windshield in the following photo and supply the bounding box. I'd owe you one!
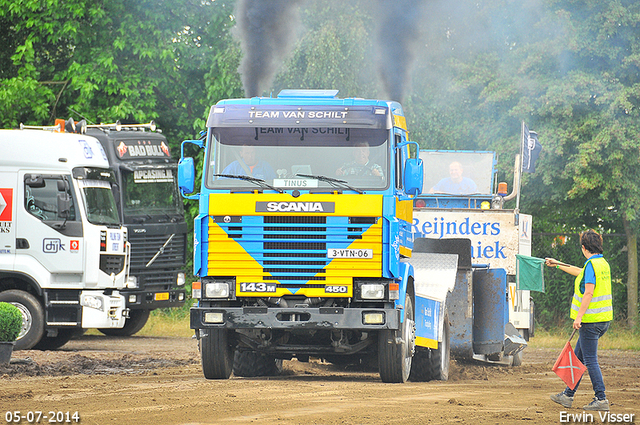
[73,167,120,225]
[78,180,120,225]
[206,127,389,191]
[121,167,184,218]
[419,151,495,196]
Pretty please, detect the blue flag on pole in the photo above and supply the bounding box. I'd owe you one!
[522,124,542,173]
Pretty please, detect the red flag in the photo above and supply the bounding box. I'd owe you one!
[552,340,587,390]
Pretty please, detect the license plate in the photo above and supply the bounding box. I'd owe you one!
[327,249,373,259]
[154,292,169,301]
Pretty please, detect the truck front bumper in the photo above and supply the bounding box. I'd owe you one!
[190,306,401,330]
[122,288,186,310]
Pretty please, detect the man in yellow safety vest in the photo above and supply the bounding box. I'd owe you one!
[544,229,613,412]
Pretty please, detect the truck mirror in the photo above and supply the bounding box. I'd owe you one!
[404,158,423,196]
[57,191,71,219]
[25,175,45,188]
[178,157,195,195]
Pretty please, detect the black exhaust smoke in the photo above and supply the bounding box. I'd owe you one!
[375,0,426,103]
[234,0,303,97]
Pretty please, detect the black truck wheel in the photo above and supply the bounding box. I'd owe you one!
[200,328,234,379]
[32,328,76,350]
[99,309,150,336]
[378,293,415,383]
[233,350,283,377]
[0,289,45,351]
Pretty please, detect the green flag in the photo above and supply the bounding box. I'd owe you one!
[516,254,545,292]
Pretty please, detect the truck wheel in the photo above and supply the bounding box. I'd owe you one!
[427,310,450,381]
[233,350,283,377]
[32,328,76,350]
[378,293,415,383]
[99,309,150,336]
[0,290,45,351]
[200,328,235,379]
[409,310,450,381]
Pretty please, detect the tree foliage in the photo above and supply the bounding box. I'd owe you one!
[1,0,639,327]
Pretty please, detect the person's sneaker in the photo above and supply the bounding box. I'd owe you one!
[550,392,574,408]
[583,398,610,411]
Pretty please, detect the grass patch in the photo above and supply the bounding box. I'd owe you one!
[137,301,194,337]
[529,322,640,351]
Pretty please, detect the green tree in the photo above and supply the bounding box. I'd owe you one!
[274,1,377,98]
[0,0,241,144]
[406,0,639,327]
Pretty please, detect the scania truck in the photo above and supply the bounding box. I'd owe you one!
[179,90,526,382]
[0,128,130,350]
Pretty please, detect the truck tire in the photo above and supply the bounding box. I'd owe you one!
[409,310,450,381]
[200,328,234,379]
[0,289,45,351]
[233,350,283,377]
[427,310,450,381]
[32,328,76,350]
[378,293,415,383]
[99,309,150,336]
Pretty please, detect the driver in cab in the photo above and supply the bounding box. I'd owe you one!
[336,142,383,178]
[222,145,276,180]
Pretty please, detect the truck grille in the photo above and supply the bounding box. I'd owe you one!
[128,233,187,270]
[100,254,125,275]
[209,216,381,286]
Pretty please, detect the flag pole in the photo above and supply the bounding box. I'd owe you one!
[516,121,524,212]
[568,328,577,343]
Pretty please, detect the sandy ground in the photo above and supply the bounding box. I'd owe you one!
[1,335,639,425]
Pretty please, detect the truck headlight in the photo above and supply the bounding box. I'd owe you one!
[205,282,230,299]
[81,294,104,311]
[177,272,186,286]
[360,283,385,300]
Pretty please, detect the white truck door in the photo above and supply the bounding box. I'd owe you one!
[0,172,17,270]
[17,172,84,277]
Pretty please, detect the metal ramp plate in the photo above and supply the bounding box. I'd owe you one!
[411,252,458,302]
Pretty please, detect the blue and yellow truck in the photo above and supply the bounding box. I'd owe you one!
[179,90,525,382]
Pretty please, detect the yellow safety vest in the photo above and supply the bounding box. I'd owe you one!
[571,256,613,322]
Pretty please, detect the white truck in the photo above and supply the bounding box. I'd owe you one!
[0,129,130,350]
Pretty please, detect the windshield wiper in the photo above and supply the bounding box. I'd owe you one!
[131,214,153,224]
[215,174,284,193]
[296,174,364,194]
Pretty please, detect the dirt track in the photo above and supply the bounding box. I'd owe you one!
[1,335,639,425]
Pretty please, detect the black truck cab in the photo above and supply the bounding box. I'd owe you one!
[87,122,187,335]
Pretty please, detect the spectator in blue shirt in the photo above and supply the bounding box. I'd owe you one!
[429,161,477,194]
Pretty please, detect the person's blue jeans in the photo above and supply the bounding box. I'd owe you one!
[564,321,610,400]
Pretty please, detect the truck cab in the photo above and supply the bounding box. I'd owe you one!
[180,90,430,382]
[0,129,130,350]
[85,122,187,335]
